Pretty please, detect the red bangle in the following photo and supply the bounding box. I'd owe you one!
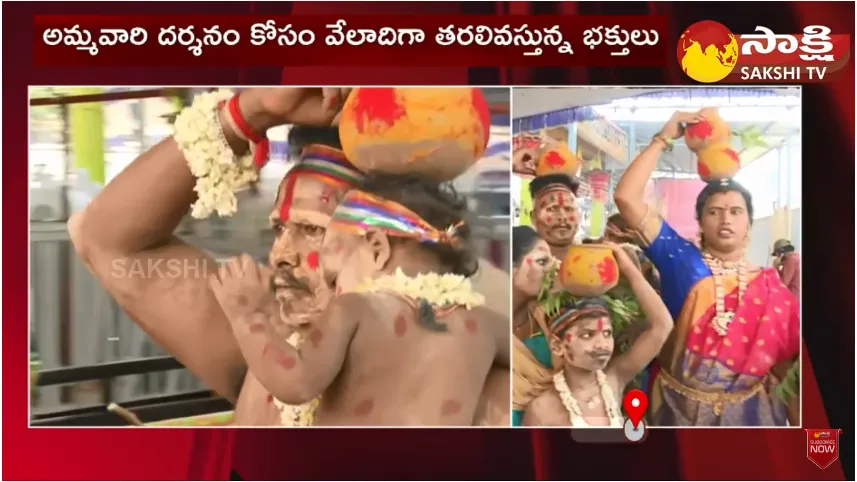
[226,95,270,169]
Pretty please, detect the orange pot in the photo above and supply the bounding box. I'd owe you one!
[338,88,490,182]
[697,142,741,181]
[684,107,731,153]
[535,144,581,177]
[559,245,620,297]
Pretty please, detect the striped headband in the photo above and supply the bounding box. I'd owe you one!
[288,144,364,187]
[550,304,610,336]
[329,190,464,246]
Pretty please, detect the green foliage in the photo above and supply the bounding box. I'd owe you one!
[732,126,769,150]
[773,361,800,403]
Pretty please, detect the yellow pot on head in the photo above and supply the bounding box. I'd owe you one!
[559,245,620,297]
[697,142,741,182]
[338,88,490,182]
[535,144,581,177]
[684,107,731,153]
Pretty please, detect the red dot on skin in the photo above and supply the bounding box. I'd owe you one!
[353,399,375,416]
[464,318,478,334]
[525,257,533,266]
[275,353,297,370]
[394,314,408,337]
[309,329,324,348]
[266,393,274,404]
[306,251,319,270]
[440,399,463,416]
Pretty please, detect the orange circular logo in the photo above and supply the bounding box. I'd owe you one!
[677,21,739,83]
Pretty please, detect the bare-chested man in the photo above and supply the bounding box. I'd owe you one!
[210,172,508,426]
[523,245,673,427]
[68,87,509,426]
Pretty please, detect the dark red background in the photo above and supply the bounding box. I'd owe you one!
[5,1,854,481]
[32,15,668,67]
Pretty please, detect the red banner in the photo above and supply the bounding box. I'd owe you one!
[806,429,843,470]
[33,15,668,67]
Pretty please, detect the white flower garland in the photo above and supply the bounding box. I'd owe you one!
[355,268,485,309]
[173,89,258,219]
[553,370,623,427]
[702,250,747,336]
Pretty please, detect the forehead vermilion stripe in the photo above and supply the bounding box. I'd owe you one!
[279,173,299,222]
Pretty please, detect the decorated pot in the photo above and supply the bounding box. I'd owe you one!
[559,244,620,297]
[338,88,490,181]
[696,142,741,181]
[535,144,581,177]
[684,107,731,153]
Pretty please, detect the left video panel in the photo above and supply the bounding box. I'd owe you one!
[29,87,513,427]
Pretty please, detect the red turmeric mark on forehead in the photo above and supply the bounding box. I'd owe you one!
[544,151,565,168]
[278,173,299,222]
[556,194,566,206]
[350,88,406,134]
[596,258,618,285]
[319,187,333,204]
[440,399,463,416]
[596,318,605,332]
[353,399,375,416]
[394,314,408,337]
[274,352,297,370]
[309,329,324,348]
[306,251,319,270]
[464,318,478,334]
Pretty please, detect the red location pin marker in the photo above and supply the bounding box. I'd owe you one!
[623,389,648,429]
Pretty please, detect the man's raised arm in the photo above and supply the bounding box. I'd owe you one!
[68,88,344,402]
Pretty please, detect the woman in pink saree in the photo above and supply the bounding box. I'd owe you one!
[613,111,800,426]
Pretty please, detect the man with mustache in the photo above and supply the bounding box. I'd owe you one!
[211,172,509,426]
[69,87,508,426]
[522,245,673,427]
[529,174,581,258]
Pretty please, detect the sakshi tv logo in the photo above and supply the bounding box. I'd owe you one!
[677,20,850,83]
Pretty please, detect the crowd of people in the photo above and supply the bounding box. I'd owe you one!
[511,111,801,427]
[62,86,801,428]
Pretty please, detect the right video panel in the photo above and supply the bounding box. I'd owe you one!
[511,87,801,433]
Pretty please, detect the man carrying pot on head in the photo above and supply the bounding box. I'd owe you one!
[69,87,508,426]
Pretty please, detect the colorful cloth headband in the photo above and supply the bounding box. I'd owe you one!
[550,304,610,336]
[329,190,464,246]
[288,144,364,187]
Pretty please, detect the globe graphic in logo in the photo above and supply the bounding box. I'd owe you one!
[677,21,739,83]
